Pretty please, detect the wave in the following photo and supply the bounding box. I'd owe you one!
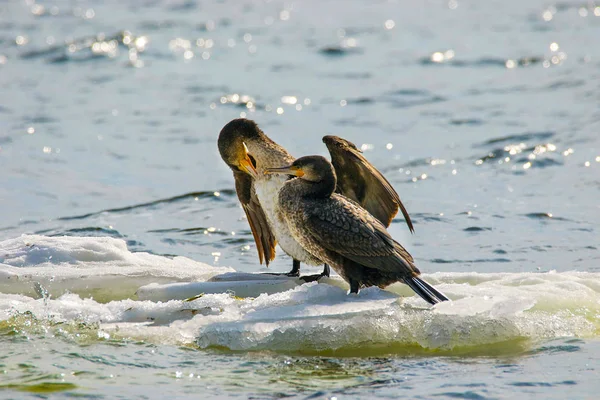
[1,235,598,355]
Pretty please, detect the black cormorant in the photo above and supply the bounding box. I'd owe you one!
[265,155,448,304]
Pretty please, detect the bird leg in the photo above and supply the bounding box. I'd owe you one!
[264,261,330,282]
[299,264,330,283]
[348,279,360,294]
[262,259,301,277]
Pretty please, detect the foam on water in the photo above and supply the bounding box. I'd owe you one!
[0,235,598,355]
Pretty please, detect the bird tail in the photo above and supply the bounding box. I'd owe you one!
[404,276,450,305]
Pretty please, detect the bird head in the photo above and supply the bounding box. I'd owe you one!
[265,155,336,184]
[218,119,261,178]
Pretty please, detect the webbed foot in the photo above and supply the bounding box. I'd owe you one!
[262,270,300,278]
[299,264,330,283]
[261,259,300,278]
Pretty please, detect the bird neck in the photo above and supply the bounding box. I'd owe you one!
[245,137,294,170]
[287,175,336,199]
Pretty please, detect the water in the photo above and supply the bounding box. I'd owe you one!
[1,0,599,398]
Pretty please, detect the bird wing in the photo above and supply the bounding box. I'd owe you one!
[233,171,277,265]
[323,135,414,231]
[304,195,416,274]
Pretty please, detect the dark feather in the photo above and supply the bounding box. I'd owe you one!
[304,194,417,276]
[233,171,277,265]
[323,135,414,231]
[403,277,449,305]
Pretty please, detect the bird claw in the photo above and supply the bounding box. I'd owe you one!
[261,270,299,278]
[265,264,329,282]
[299,271,329,283]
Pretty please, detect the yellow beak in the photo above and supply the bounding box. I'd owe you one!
[240,156,258,178]
[264,165,304,177]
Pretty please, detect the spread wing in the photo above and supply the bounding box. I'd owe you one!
[304,195,417,276]
[233,171,276,265]
[323,135,414,231]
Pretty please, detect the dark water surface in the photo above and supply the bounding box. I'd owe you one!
[1,0,599,398]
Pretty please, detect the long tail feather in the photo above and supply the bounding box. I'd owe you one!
[404,277,450,305]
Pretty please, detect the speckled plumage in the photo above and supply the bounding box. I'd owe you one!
[218,119,321,267]
[272,155,448,303]
[218,118,415,277]
[278,175,417,288]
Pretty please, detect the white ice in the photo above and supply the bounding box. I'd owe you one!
[1,235,599,352]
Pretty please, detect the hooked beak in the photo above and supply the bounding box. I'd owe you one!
[239,155,258,178]
[264,164,304,177]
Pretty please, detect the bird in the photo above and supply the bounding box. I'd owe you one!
[265,155,448,304]
[217,118,414,280]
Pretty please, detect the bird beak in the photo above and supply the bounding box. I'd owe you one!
[239,155,258,178]
[264,165,304,177]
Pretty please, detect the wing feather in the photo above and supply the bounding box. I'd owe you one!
[323,135,414,231]
[304,195,416,275]
[233,171,276,265]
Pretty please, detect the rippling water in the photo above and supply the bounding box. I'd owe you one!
[1,0,599,398]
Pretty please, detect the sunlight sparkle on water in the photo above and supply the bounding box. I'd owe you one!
[505,143,526,155]
[196,38,214,49]
[15,35,28,46]
[430,50,455,63]
[342,38,358,48]
[542,7,556,21]
[534,143,556,154]
[281,96,297,105]
[30,3,45,15]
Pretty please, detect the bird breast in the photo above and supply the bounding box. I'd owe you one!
[253,174,321,265]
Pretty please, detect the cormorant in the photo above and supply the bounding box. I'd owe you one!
[218,118,413,280]
[265,155,448,304]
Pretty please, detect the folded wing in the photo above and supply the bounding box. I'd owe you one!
[304,196,417,276]
[233,171,277,265]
